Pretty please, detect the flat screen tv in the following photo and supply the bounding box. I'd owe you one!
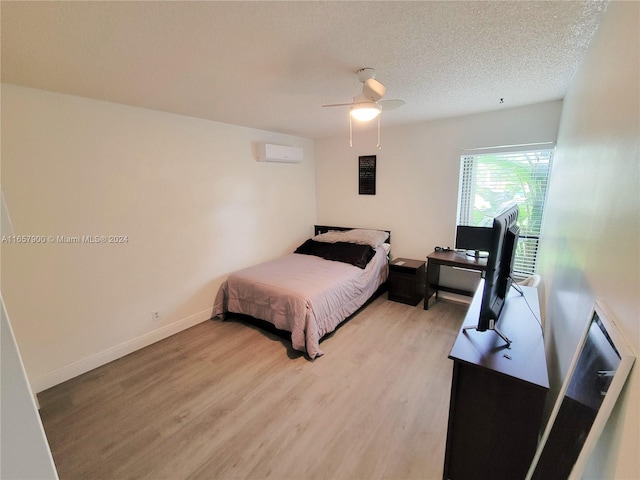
[463,204,520,346]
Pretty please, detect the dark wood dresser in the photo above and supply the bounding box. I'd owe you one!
[443,280,549,480]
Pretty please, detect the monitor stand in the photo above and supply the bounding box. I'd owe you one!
[466,249,489,258]
[463,321,512,348]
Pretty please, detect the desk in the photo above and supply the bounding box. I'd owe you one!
[424,250,487,310]
[443,281,548,480]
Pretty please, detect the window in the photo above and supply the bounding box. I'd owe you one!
[457,145,554,277]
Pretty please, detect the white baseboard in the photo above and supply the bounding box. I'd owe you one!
[32,308,213,393]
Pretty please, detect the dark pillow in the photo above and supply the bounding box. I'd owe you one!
[294,238,330,256]
[294,239,376,269]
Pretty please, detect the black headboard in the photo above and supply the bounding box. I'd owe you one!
[314,225,391,244]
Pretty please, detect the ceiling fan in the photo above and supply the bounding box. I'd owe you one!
[322,68,405,148]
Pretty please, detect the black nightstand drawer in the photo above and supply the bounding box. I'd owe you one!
[388,258,425,306]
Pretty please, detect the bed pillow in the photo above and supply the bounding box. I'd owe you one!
[313,228,389,248]
[294,239,376,269]
[311,230,346,244]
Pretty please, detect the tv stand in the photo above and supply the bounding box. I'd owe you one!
[462,322,511,348]
[443,280,548,480]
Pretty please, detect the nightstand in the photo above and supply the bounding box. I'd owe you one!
[388,258,426,306]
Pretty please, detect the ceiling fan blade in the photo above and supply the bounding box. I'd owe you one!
[379,99,405,111]
[322,102,354,108]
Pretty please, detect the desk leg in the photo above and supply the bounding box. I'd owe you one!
[424,260,440,310]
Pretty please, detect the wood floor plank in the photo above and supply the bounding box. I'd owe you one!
[38,296,467,480]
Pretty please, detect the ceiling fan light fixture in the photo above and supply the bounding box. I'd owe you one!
[349,103,382,121]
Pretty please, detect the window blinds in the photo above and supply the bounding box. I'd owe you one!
[457,148,554,276]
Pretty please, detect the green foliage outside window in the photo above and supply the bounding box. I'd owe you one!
[458,149,553,276]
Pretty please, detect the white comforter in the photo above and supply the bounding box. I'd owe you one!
[213,246,388,358]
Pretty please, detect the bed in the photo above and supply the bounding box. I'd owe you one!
[213,225,390,358]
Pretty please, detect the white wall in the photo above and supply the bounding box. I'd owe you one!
[1,85,316,392]
[314,101,563,261]
[538,1,639,478]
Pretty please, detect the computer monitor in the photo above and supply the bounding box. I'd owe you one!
[455,225,493,258]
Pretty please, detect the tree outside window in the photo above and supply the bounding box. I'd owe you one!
[457,148,554,276]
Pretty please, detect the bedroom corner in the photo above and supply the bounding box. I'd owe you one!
[1,84,316,392]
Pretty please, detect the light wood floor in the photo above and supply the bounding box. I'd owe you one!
[38,295,467,480]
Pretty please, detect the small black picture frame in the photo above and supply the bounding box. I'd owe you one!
[358,155,376,195]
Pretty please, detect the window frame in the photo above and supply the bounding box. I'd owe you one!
[456,144,554,277]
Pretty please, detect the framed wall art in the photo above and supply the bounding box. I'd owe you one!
[358,155,376,195]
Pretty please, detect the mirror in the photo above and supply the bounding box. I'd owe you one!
[526,300,635,480]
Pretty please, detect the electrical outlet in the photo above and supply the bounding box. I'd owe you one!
[151,310,161,321]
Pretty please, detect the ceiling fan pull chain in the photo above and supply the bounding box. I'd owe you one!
[349,115,353,147]
[377,115,381,149]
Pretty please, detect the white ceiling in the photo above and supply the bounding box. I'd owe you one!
[1,1,607,139]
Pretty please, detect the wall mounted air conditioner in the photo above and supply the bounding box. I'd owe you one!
[256,143,303,163]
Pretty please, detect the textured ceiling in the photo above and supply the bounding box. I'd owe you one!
[1,1,607,139]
